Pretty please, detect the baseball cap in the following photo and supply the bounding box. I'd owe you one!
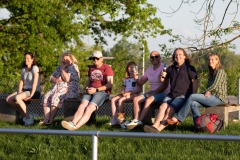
[89,51,103,60]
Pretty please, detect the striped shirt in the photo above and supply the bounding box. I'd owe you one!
[201,68,227,101]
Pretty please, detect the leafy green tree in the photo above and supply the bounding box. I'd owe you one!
[0,0,169,81]
[103,38,144,94]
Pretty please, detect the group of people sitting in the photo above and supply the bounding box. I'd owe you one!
[6,48,227,133]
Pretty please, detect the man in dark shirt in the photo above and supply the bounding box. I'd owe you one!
[144,48,198,133]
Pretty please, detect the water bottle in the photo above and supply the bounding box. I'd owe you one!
[162,64,167,78]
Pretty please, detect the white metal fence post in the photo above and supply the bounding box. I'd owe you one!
[92,135,98,160]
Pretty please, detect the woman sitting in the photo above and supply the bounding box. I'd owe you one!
[40,51,80,125]
[6,52,41,125]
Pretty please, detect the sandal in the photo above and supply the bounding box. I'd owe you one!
[143,125,160,133]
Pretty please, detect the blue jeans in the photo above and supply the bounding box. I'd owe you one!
[163,95,186,112]
[141,91,167,103]
[82,91,109,109]
[174,93,224,122]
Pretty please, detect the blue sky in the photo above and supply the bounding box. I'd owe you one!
[1,1,239,54]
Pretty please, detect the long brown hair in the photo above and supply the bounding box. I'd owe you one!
[22,52,38,69]
[124,61,137,79]
[171,48,191,65]
[208,53,222,79]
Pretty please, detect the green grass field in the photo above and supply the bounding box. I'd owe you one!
[1,116,240,160]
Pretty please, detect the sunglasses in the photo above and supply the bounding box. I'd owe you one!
[92,57,100,61]
[150,56,159,60]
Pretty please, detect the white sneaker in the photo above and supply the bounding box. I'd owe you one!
[109,118,119,126]
[119,120,130,129]
[61,121,77,130]
[125,119,143,130]
[23,114,34,126]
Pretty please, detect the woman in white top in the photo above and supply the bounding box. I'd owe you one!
[110,61,142,126]
[6,52,41,126]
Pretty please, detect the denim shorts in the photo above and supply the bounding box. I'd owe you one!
[141,91,167,103]
[163,95,186,112]
[82,91,109,109]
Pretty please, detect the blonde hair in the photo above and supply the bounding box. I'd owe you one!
[59,51,78,64]
[207,53,222,78]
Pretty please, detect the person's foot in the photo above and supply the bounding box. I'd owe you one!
[61,121,77,130]
[23,114,34,126]
[109,118,119,126]
[125,119,143,130]
[38,119,53,126]
[167,117,180,125]
[143,125,160,133]
[117,113,125,124]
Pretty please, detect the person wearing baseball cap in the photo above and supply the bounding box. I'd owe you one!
[62,51,114,130]
[88,51,103,60]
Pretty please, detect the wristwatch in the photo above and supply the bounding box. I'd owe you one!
[96,88,99,92]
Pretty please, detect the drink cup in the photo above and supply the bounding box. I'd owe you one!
[133,66,138,75]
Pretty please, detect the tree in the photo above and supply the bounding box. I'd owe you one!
[0,0,170,80]
[103,38,145,94]
[158,0,240,55]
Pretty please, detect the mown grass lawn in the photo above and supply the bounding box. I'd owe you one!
[0,116,240,160]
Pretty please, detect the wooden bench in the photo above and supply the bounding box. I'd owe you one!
[205,103,240,129]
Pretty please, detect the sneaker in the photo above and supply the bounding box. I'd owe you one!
[109,118,119,126]
[119,120,130,129]
[23,114,34,126]
[61,121,77,130]
[125,119,143,130]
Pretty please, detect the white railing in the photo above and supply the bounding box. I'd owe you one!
[1,128,240,160]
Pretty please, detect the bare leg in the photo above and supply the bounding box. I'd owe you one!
[118,97,127,113]
[7,92,30,118]
[110,95,121,118]
[43,105,51,123]
[158,107,175,132]
[152,103,168,129]
[75,103,97,128]
[133,95,146,120]
[6,93,24,115]
[139,96,155,121]
[71,100,89,125]
[48,106,58,123]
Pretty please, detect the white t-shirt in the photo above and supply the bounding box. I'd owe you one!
[21,65,41,91]
[122,77,140,92]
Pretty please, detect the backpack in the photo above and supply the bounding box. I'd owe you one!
[195,114,223,133]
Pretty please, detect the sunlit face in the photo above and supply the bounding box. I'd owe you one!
[92,57,103,66]
[150,51,161,65]
[24,54,34,66]
[174,49,186,65]
[128,64,136,74]
[208,55,219,69]
[62,55,73,66]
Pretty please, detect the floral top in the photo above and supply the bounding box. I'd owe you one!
[51,64,80,98]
